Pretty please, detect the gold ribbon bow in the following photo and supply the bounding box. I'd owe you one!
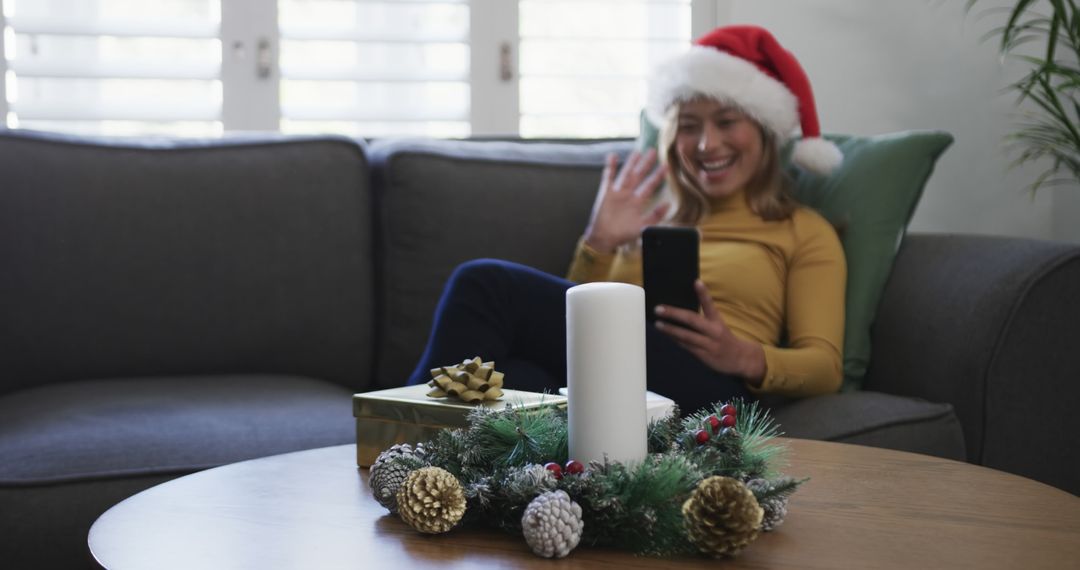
[427,356,505,403]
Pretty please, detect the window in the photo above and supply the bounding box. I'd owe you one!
[518,0,691,138]
[0,0,712,138]
[2,0,222,136]
[278,0,470,138]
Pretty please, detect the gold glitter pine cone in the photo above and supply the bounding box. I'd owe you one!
[682,476,764,558]
[395,466,467,534]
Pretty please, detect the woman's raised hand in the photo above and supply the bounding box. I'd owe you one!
[583,150,670,253]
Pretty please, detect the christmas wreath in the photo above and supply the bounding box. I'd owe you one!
[368,399,803,559]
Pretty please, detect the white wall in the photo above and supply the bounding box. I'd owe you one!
[717,0,1077,242]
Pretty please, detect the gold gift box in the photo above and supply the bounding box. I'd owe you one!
[352,384,567,467]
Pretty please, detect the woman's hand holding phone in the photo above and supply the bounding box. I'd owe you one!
[583,150,669,253]
[655,280,766,386]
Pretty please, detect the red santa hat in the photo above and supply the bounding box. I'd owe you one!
[646,25,842,175]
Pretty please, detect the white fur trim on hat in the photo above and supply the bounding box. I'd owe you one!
[792,137,843,175]
[645,46,799,141]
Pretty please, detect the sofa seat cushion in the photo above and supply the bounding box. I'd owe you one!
[769,391,966,461]
[0,375,355,485]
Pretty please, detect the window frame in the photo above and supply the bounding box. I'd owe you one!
[222,0,278,131]
[469,0,518,136]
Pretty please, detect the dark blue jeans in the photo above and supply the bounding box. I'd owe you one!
[407,259,753,414]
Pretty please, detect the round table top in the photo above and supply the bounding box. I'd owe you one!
[89,439,1080,569]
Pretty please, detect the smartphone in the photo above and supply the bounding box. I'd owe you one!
[641,226,700,322]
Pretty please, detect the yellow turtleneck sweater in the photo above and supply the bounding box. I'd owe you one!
[566,193,846,398]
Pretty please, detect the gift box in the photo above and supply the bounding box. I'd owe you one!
[352,384,567,467]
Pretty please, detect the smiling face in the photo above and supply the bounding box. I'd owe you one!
[673,98,765,199]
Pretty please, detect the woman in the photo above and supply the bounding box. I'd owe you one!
[407,25,846,412]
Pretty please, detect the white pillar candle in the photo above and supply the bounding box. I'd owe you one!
[566,282,647,465]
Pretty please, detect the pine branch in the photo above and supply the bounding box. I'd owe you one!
[748,476,808,502]
[410,395,803,557]
[647,406,683,454]
[734,399,787,478]
[562,455,700,556]
[465,403,568,469]
[422,428,469,477]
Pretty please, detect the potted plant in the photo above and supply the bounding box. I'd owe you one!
[968,0,1080,192]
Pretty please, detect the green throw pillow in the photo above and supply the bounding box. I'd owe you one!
[639,113,953,391]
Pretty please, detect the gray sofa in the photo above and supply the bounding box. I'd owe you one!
[1,129,1077,569]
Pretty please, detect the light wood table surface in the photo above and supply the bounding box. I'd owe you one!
[89,440,1080,569]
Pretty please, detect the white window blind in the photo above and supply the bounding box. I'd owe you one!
[3,0,223,136]
[1,0,710,138]
[278,0,471,138]
[518,0,691,138]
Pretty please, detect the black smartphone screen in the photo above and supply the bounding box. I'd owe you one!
[641,226,700,321]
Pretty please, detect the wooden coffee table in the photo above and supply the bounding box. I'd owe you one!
[88,440,1079,569]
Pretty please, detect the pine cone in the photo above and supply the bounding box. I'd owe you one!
[396,467,467,534]
[758,496,788,532]
[521,490,583,558]
[374,442,427,465]
[745,477,793,532]
[369,457,417,513]
[682,476,763,557]
[370,444,428,513]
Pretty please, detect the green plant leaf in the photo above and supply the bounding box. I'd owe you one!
[1005,0,1043,50]
[965,0,1079,193]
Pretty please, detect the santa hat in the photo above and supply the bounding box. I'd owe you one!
[646,25,842,175]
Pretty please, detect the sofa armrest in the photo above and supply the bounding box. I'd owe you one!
[865,233,1080,494]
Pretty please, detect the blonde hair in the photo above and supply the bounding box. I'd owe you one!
[657,102,797,225]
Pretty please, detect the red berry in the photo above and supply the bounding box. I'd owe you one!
[706,415,721,431]
[564,460,585,475]
[695,429,710,445]
[720,414,736,428]
[720,404,737,417]
[544,462,563,479]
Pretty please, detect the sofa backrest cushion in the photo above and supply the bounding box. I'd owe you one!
[0,130,376,394]
[369,138,633,388]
